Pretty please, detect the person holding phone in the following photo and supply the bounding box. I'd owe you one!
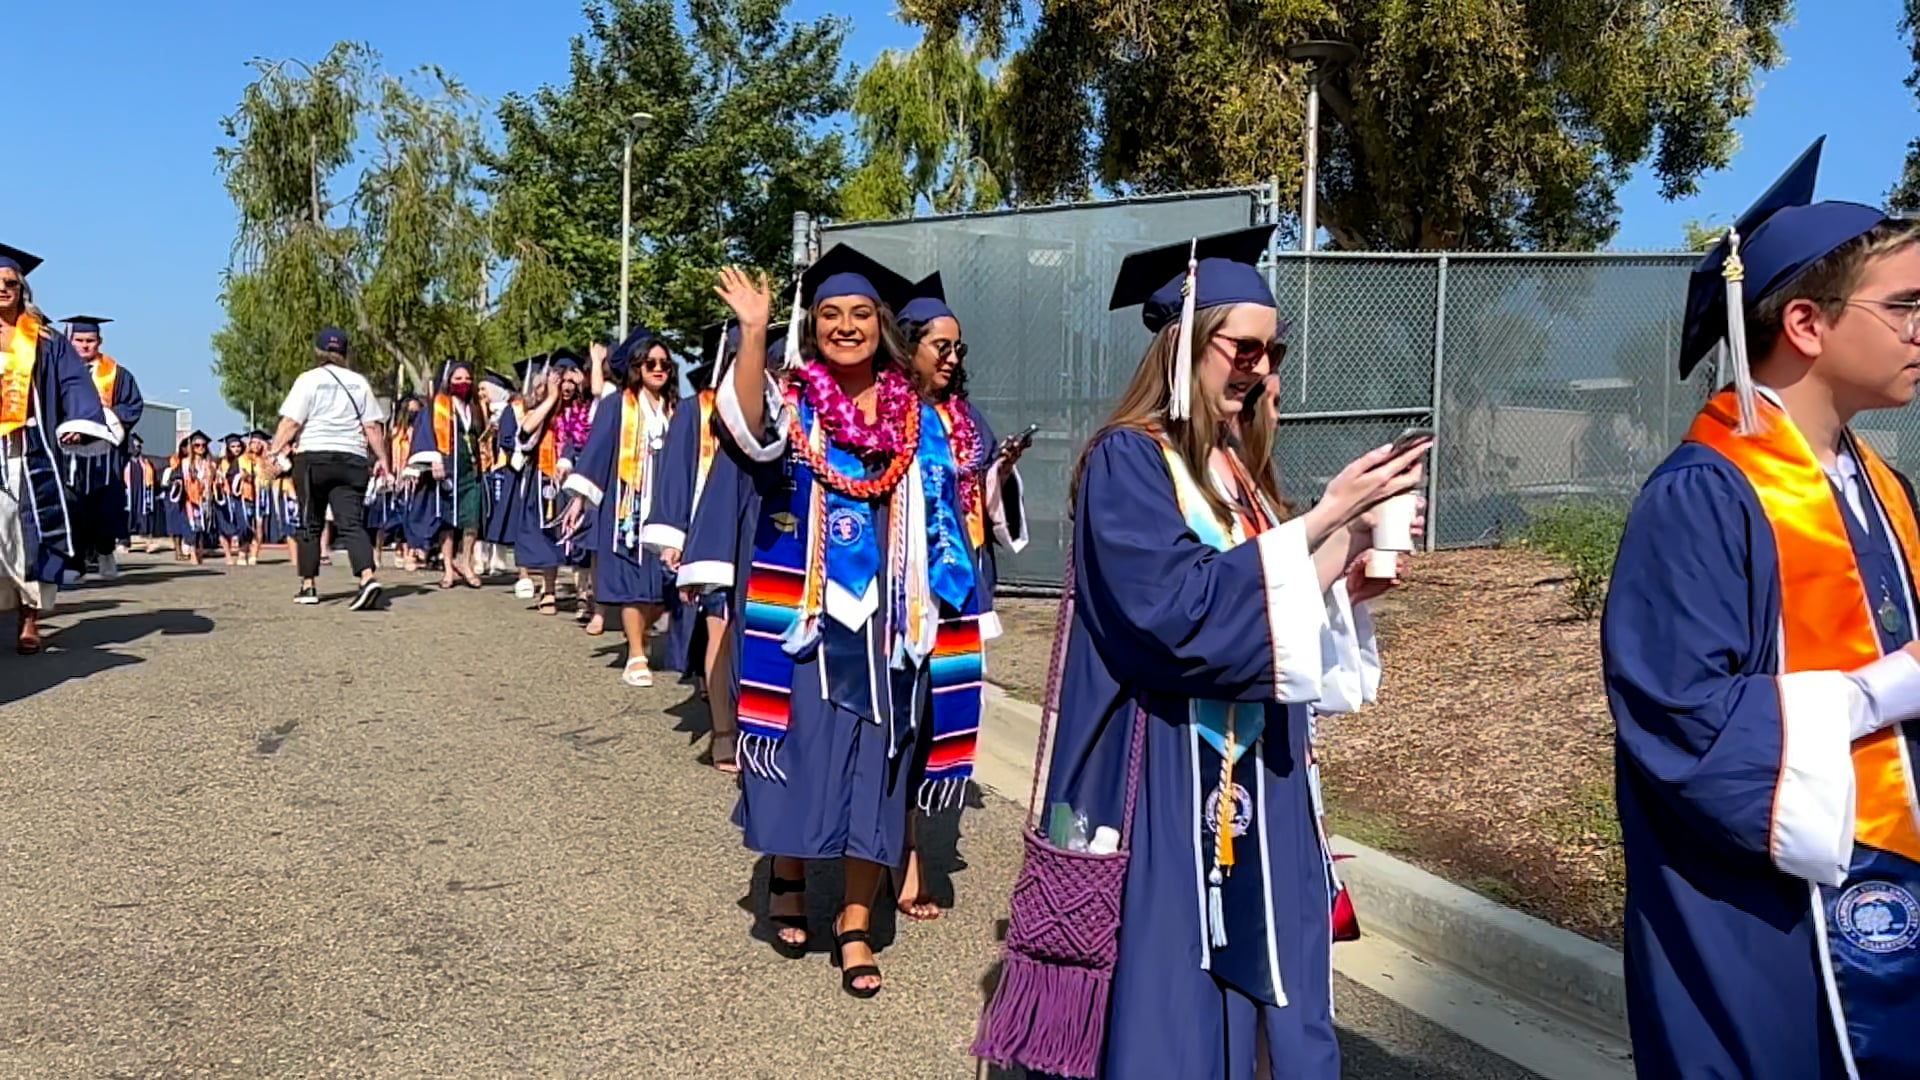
[979,225,1428,1080]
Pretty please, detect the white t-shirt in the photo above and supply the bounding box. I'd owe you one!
[280,365,389,458]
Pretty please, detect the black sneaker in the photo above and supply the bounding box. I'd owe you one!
[349,579,383,612]
[296,584,320,605]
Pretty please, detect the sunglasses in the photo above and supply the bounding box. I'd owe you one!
[0,278,20,292]
[1212,334,1287,374]
[930,339,968,362]
[641,359,671,372]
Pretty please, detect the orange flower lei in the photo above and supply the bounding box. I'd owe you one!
[784,392,921,500]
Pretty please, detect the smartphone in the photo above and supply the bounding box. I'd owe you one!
[1391,426,1435,455]
[1241,379,1269,415]
[998,423,1039,459]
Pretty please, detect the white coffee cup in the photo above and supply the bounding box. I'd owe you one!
[1367,492,1418,579]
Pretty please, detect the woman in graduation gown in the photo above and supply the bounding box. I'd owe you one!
[511,355,581,614]
[213,434,252,565]
[892,275,1030,921]
[171,430,218,566]
[560,331,677,686]
[647,322,758,771]
[999,226,1429,1080]
[705,248,982,998]
[478,371,522,573]
[408,361,487,589]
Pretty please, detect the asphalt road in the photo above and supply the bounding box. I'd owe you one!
[0,551,1540,1079]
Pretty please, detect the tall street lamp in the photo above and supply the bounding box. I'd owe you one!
[619,110,655,341]
[1283,40,1359,252]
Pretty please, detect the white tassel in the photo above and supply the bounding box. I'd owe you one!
[783,277,805,370]
[1208,868,1229,948]
[1170,240,1199,421]
[712,317,728,378]
[1723,228,1759,436]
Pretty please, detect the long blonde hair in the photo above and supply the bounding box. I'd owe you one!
[1072,305,1287,529]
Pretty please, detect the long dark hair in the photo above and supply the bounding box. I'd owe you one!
[627,342,681,410]
[899,315,969,402]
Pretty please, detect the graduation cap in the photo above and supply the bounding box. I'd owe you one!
[692,320,745,393]
[1109,224,1278,420]
[61,315,112,336]
[1680,136,1888,434]
[548,347,583,372]
[222,432,245,446]
[248,430,270,442]
[187,429,211,445]
[607,326,659,383]
[765,321,790,366]
[481,370,515,392]
[774,246,916,370]
[0,242,43,277]
[897,272,955,326]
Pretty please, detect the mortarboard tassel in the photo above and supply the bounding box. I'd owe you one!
[1722,228,1759,436]
[783,277,805,370]
[1170,239,1199,421]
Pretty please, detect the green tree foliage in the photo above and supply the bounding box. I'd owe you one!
[213,43,501,413]
[1682,219,1726,251]
[486,0,851,352]
[898,0,1792,250]
[843,34,1006,220]
[1893,1,1920,212]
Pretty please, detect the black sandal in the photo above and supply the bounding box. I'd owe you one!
[830,922,883,999]
[767,875,808,960]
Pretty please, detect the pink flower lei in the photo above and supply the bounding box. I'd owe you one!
[940,398,984,519]
[790,361,919,457]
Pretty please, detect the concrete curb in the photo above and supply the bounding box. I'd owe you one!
[975,684,1631,1066]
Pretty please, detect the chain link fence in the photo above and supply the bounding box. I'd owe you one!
[822,193,1920,586]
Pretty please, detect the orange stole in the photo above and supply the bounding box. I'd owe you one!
[90,354,119,408]
[1688,390,1920,864]
[0,313,40,436]
[696,390,718,493]
[431,394,457,455]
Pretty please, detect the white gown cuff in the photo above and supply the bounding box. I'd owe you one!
[561,472,603,507]
[509,450,527,471]
[986,464,1029,552]
[104,410,127,446]
[55,419,114,457]
[640,522,687,551]
[1772,670,1860,887]
[408,449,442,468]
[979,610,1004,641]
[1849,651,1920,738]
[1255,519,1331,703]
[677,559,735,589]
[1316,580,1382,714]
[716,372,789,463]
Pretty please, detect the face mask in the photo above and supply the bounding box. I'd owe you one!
[449,382,472,399]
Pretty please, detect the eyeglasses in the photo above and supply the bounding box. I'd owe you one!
[929,339,968,362]
[1211,334,1287,374]
[1837,297,1920,344]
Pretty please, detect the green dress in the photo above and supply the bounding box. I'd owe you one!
[453,417,483,532]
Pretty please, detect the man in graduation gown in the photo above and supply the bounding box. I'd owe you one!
[0,244,114,652]
[61,315,143,581]
[1603,137,1920,1079]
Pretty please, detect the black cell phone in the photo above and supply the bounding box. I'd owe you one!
[999,423,1039,457]
[1241,379,1269,415]
[1391,426,1435,455]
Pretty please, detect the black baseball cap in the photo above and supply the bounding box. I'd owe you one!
[315,327,349,355]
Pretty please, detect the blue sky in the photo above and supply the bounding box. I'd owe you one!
[14,1,1915,436]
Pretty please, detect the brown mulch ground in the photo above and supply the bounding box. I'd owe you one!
[989,547,1623,946]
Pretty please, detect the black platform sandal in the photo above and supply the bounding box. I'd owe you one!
[830,922,883,999]
[767,875,808,959]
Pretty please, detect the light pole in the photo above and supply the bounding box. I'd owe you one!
[1284,40,1358,252]
[619,111,654,341]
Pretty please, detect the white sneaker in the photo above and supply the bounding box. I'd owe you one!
[513,578,536,600]
[97,554,119,581]
[61,570,82,587]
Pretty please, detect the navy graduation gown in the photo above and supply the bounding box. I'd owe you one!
[562,390,671,606]
[481,404,523,546]
[1603,440,1920,1080]
[644,392,718,672]
[1037,429,1377,1080]
[68,360,142,554]
[5,324,113,590]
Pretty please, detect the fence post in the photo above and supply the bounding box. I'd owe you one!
[1427,254,1449,553]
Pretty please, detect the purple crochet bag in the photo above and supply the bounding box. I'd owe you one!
[972,552,1145,1080]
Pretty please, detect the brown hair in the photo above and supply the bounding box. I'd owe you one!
[1749,219,1920,358]
[1070,305,1287,529]
[630,341,681,410]
[796,298,912,379]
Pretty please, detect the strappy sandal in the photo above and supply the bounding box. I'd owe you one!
[830,920,883,999]
[621,657,653,687]
[767,875,809,959]
[584,612,605,636]
[537,592,557,615]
